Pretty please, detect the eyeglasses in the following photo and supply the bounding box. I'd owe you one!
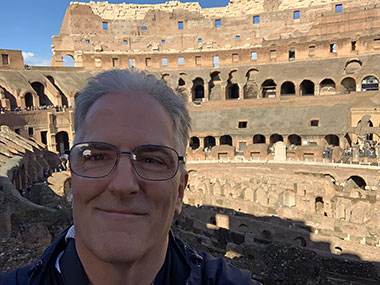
[69,142,185,181]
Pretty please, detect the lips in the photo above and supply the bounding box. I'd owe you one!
[96,207,147,216]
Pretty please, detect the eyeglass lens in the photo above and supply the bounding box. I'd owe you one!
[69,142,179,180]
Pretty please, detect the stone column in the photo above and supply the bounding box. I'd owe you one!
[352,145,359,162]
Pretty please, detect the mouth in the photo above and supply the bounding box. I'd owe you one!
[96,208,147,216]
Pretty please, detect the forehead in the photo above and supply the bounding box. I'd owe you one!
[81,92,175,147]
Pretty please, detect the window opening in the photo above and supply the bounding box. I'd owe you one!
[161,40,165,44]
[129,58,135,69]
[112,58,118,67]
[162,57,168,66]
[238,121,247,128]
[251,52,257,61]
[253,16,260,24]
[289,49,295,61]
[311,120,319,127]
[335,4,343,13]
[330,43,337,53]
[215,19,221,28]
[232,53,239,62]
[178,21,184,30]
[309,45,315,56]
[41,131,47,145]
[178,57,184,65]
[198,38,202,43]
[293,11,300,19]
[28,127,34,136]
[145,58,151,67]
[213,56,219,67]
[2,54,8,65]
[270,50,276,59]
[123,40,128,45]
[351,41,357,51]
[195,56,201,65]
[85,40,90,44]
[235,35,240,40]
[141,26,147,31]
[102,22,108,30]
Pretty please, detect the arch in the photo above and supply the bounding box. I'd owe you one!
[288,134,301,146]
[220,135,232,146]
[325,134,339,146]
[357,119,373,140]
[344,58,362,73]
[63,54,74,67]
[294,237,306,247]
[315,196,324,214]
[189,136,200,150]
[227,84,239,99]
[280,81,295,96]
[270,134,283,145]
[208,72,222,101]
[253,134,266,144]
[192,77,204,102]
[244,69,259,99]
[261,79,276,98]
[347,176,366,190]
[320,78,336,94]
[31,82,53,106]
[46,75,68,107]
[55,131,70,155]
[341,77,356,94]
[204,136,216,149]
[0,85,17,110]
[361,76,379,91]
[25,93,34,109]
[178,78,185,86]
[300,80,314,96]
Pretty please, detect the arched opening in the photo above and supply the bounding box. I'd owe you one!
[294,237,306,247]
[178,78,185,86]
[270,134,283,145]
[320,78,336,94]
[341,77,356,94]
[0,86,17,110]
[204,136,216,149]
[24,93,34,109]
[227,84,239,100]
[192,78,204,102]
[189,137,200,150]
[220,135,232,146]
[325,134,339,146]
[362,76,379,91]
[55,131,70,155]
[300,80,315,96]
[253,134,266,144]
[280,81,295,96]
[63,55,74,67]
[347,176,366,190]
[288,134,301,146]
[315,196,324,214]
[244,69,259,99]
[47,75,68,107]
[31,82,53,107]
[261,79,276,98]
[357,119,373,140]
[208,71,222,101]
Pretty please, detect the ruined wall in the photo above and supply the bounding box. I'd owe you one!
[185,162,380,263]
[0,50,24,70]
[52,0,380,70]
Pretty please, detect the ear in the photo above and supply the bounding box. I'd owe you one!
[175,171,188,215]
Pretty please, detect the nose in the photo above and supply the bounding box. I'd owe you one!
[107,154,140,197]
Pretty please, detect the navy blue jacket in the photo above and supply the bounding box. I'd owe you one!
[0,229,255,284]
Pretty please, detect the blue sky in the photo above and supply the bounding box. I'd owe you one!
[0,0,230,66]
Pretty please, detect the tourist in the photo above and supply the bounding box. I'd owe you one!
[0,69,257,284]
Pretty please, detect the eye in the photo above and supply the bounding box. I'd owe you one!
[82,150,108,161]
[141,156,164,165]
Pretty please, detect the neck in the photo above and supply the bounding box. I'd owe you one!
[75,236,169,285]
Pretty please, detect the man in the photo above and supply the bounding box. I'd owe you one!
[1,69,256,284]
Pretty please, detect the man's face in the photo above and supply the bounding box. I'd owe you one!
[71,92,187,264]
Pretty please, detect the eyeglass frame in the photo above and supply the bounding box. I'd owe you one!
[69,141,185,181]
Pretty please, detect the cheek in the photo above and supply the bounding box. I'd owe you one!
[71,176,104,205]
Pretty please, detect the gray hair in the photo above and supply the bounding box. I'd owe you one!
[74,69,191,155]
